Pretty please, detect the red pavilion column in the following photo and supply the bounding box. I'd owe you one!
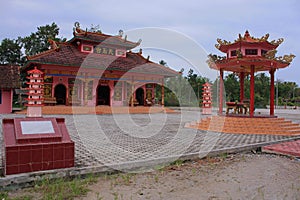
[239,72,245,102]
[161,79,165,107]
[270,69,275,116]
[219,69,224,114]
[250,65,255,117]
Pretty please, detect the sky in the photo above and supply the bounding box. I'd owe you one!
[0,0,299,84]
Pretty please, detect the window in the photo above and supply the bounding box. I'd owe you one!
[245,49,258,55]
[230,50,237,57]
[261,49,268,56]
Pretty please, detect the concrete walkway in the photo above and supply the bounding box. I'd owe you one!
[1,108,300,188]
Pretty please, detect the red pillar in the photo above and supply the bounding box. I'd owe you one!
[161,78,165,107]
[240,72,245,102]
[270,69,275,116]
[219,69,224,115]
[250,65,255,117]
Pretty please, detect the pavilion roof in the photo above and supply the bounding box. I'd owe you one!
[215,31,284,53]
[27,66,43,74]
[207,55,295,73]
[23,42,178,77]
[0,65,20,89]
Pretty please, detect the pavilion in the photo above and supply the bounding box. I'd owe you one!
[186,31,299,136]
[22,22,178,107]
[207,31,295,117]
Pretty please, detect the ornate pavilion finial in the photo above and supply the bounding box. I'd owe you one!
[244,30,250,38]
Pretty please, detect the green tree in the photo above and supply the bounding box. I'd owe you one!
[0,38,24,64]
[22,22,66,56]
[224,73,239,102]
[254,73,270,108]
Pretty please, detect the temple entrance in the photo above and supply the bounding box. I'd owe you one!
[97,85,110,106]
[54,84,66,105]
[135,87,144,105]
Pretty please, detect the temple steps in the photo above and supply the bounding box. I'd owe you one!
[185,116,300,136]
[16,106,177,115]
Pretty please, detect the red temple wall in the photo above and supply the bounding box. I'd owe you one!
[39,65,164,106]
[0,89,13,114]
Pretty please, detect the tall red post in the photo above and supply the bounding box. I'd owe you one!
[250,65,255,117]
[239,72,245,102]
[219,69,224,114]
[270,69,275,116]
[161,79,165,107]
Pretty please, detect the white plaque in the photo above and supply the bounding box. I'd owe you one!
[20,121,55,134]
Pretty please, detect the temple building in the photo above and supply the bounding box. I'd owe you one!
[0,65,20,113]
[22,23,178,107]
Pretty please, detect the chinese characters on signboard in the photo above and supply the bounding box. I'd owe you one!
[94,46,115,56]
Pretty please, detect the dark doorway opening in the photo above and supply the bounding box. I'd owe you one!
[54,84,67,105]
[136,87,144,105]
[97,85,110,105]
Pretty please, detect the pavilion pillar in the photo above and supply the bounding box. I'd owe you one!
[161,79,165,107]
[131,81,134,107]
[269,69,275,116]
[250,65,255,117]
[239,72,245,102]
[219,69,224,114]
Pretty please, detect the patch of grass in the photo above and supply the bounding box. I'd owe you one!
[170,159,184,167]
[31,174,98,200]
[112,191,119,200]
[153,164,166,172]
[0,192,8,199]
[191,168,197,174]
[154,174,159,183]
[220,153,228,159]
[0,191,33,200]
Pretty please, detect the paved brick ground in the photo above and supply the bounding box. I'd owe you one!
[262,139,300,157]
[1,109,299,174]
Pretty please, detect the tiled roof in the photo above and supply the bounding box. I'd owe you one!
[70,29,140,50]
[24,43,178,76]
[0,65,20,89]
[216,31,283,53]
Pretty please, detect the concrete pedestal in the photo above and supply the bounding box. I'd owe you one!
[2,117,74,176]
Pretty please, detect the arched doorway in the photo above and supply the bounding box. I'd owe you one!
[54,84,67,105]
[97,85,110,105]
[136,87,144,105]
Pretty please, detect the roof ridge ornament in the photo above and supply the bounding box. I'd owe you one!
[270,38,284,45]
[118,30,124,37]
[48,39,59,51]
[275,54,296,63]
[264,49,277,59]
[259,33,269,41]
[73,22,81,34]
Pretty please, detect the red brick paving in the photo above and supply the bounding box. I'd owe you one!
[262,140,300,157]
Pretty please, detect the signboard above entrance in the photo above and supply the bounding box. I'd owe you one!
[94,46,115,56]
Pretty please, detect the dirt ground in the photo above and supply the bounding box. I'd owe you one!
[77,153,300,200]
[5,153,300,200]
